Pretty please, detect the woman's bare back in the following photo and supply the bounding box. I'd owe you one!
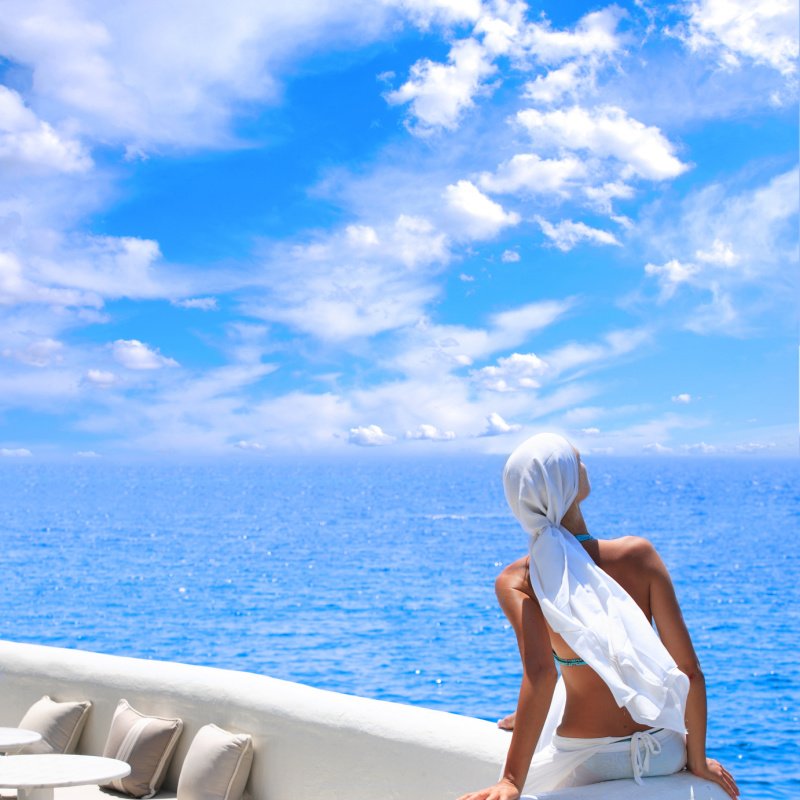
[497,535,665,738]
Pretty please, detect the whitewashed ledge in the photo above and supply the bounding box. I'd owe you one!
[0,641,726,800]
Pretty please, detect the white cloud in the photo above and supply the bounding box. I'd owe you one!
[524,62,583,104]
[491,300,572,344]
[112,340,178,370]
[248,215,449,342]
[517,105,689,181]
[643,442,673,454]
[0,86,92,173]
[254,258,435,341]
[405,423,456,440]
[0,186,193,348]
[644,259,699,300]
[1,447,32,457]
[345,224,380,247]
[570,412,708,455]
[611,214,633,229]
[459,273,474,282]
[36,235,171,300]
[463,330,650,426]
[543,328,652,378]
[0,1,405,151]
[672,393,692,404]
[390,0,483,29]
[386,37,496,133]
[44,321,633,455]
[581,427,600,435]
[517,8,621,103]
[156,364,277,411]
[75,450,100,458]
[85,348,590,454]
[681,0,799,77]
[174,297,218,311]
[501,250,520,263]
[468,4,622,64]
[733,441,776,453]
[695,238,739,266]
[641,169,799,331]
[444,180,520,238]
[480,412,521,436]
[537,217,620,251]
[0,364,82,408]
[76,362,297,453]
[583,182,635,214]
[387,6,623,133]
[682,287,738,334]
[234,440,266,451]
[0,251,98,308]
[85,369,117,387]
[563,406,603,425]
[215,324,274,370]
[478,154,586,197]
[681,441,718,454]
[348,424,395,446]
[508,8,622,64]
[389,297,573,378]
[393,214,449,267]
[3,337,63,367]
[471,352,548,392]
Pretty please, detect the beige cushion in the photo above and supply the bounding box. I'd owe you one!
[101,699,183,799]
[177,724,253,800]
[18,695,92,754]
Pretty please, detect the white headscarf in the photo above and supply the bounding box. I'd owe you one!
[503,433,689,734]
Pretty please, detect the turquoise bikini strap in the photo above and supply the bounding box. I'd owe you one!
[574,533,594,542]
[552,651,588,666]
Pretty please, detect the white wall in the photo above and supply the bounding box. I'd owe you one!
[0,640,508,800]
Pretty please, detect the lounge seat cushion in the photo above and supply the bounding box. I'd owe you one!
[101,700,183,799]
[177,724,253,800]
[18,695,92,754]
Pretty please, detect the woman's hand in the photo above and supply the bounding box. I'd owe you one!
[456,777,520,800]
[688,757,739,799]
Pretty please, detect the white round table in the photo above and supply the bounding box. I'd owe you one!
[0,727,42,754]
[0,754,130,800]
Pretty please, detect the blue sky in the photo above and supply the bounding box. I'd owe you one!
[0,0,797,458]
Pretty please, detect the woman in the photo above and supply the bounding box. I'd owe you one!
[458,433,738,800]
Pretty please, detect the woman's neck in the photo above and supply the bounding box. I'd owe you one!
[561,503,589,535]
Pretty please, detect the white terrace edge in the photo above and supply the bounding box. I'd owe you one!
[0,641,727,800]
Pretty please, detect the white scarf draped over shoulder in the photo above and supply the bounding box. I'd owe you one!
[502,433,689,736]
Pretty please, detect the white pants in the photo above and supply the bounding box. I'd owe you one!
[552,727,687,788]
[518,680,688,795]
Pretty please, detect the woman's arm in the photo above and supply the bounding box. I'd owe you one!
[645,544,740,800]
[457,565,558,800]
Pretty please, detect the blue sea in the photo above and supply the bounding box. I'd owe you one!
[1,456,797,798]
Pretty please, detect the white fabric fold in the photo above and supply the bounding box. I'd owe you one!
[502,433,689,739]
[630,729,662,786]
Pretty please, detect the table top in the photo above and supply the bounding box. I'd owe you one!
[0,727,42,750]
[0,754,130,789]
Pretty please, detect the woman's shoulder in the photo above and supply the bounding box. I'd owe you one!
[600,536,664,573]
[601,535,661,568]
[495,555,532,595]
[599,537,669,607]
